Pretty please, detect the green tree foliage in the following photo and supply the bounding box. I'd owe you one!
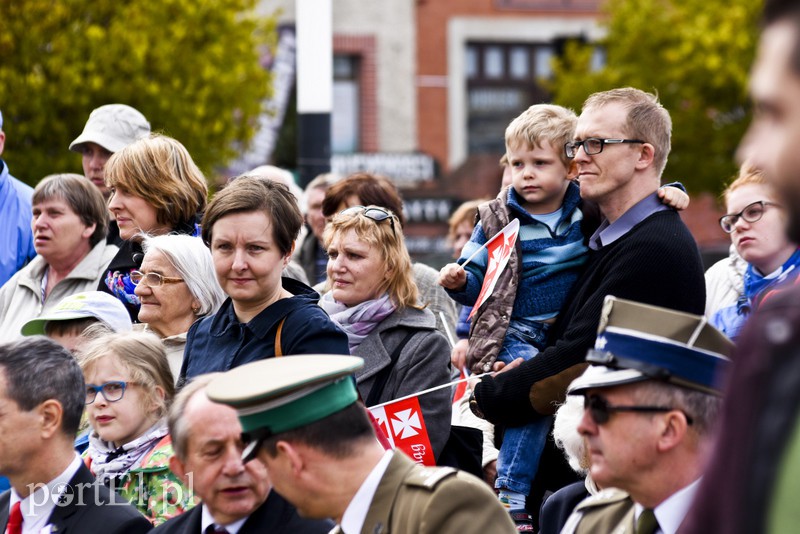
[0,0,275,185]
[549,0,761,192]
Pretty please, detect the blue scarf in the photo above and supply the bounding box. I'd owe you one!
[741,247,800,314]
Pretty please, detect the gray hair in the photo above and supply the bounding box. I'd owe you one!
[0,337,85,436]
[168,373,220,460]
[632,380,721,437]
[243,165,304,208]
[553,394,589,475]
[33,173,109,247]
[141,234,225,317]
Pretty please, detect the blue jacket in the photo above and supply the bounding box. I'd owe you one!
[181,277,349,381]
[0,160,35,286]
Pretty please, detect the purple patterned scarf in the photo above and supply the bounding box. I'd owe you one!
[319,292,396,352]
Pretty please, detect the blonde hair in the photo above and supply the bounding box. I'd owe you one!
[582,88,672,176]
[723,163,768,204]
[448,199,484,244]
[79,330,175,420]
[105,134,208,229]
[505,104,577,166]
[323,206,419,309]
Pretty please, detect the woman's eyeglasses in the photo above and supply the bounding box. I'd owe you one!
[719,200,782,233]
[85,381,135,404]
[584,394,693,425]
[130,270,185,288]
[340,206,397,236]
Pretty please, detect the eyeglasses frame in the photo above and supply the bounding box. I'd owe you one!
[564,138,646,159]
[85,380,135,405]
[130,270,185,288]
[719,200,782,234]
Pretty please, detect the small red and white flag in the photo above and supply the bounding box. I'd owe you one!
[468,218,520,319]
[369,396,436,466]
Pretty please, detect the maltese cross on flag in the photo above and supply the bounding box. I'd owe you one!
[369,396,435,466]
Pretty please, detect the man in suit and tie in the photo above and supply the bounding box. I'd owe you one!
[0,336,151,533]
[152,374,332,534]
[206,355,516,534]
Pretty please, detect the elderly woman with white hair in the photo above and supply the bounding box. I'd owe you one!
[132,234,225,380]
[538,392,600,534]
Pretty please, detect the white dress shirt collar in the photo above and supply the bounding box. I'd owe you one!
[634,478,700,534]
[339,450,394,534]
[9,453,83,534]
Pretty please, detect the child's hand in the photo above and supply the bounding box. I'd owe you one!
[451,339,469,370]
[658,185,690,211]
[438,263,467,290]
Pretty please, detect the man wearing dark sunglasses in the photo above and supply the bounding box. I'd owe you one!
[558,297,731,534]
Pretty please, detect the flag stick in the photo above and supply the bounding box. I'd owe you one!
[367,372,493,409]
[460,240,487,270]
[438,311,456,349]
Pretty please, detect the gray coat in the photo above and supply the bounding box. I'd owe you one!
[356,306,452,458]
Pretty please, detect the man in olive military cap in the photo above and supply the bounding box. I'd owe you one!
[207,355,516,534]
[560,296,731,534]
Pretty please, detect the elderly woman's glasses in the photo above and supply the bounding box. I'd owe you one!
[130,270,185,288]
[584,394,693,425]
[719,200,782,233]
[85,381,135,404]
[340,206,397,236]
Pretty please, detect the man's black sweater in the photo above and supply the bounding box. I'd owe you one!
[474,209,706,426]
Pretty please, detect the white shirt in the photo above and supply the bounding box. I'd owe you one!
[200,504,248,534]
[634,479,701,534]
[338,451,394,534]
[9,454,82,534]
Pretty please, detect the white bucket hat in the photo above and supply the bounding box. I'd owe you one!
[69,104,151,153]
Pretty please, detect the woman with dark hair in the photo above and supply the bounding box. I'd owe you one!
[0,173,117,343]
[320,206,452,458]
[180,176,348,382]
[100,133,208,322]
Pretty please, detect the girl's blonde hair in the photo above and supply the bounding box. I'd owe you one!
[79,330,175,420]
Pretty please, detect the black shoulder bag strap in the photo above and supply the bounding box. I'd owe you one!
[364,330,416,407]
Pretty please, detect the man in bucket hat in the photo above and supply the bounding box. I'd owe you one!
[69,104,150,198]
[560,296,731,534]
[207,355,516,534]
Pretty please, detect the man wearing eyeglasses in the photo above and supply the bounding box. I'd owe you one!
[472,89,706,456]
[558,297,731,534]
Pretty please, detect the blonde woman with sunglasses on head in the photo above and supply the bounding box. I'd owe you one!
[319,206,453,459]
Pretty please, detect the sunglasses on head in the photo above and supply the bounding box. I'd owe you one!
[584,394,693,425]
[339,205,397,236]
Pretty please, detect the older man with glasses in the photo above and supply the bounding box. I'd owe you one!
[558,296,731,534]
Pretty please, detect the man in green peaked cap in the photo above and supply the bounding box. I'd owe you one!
[207,354,516,534]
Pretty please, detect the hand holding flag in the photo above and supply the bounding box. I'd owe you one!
[467,219,520,319]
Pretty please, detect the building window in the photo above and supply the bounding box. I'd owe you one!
[332,55,360,154]
[466,42,550,155]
